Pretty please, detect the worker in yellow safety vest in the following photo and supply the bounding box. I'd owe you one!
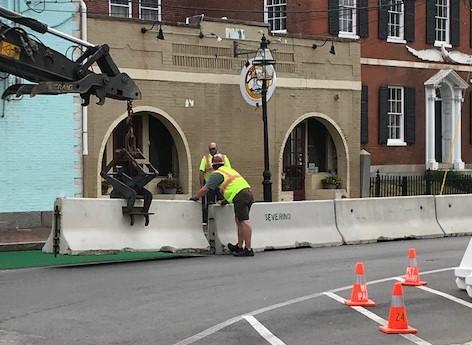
[191,153,255,257]
[199,142,231,223]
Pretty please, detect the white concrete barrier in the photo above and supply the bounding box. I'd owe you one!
[435,194,472,235]
[43,198,209,255]
[210,200,343,254]
[335,196,444,244]
[465,274,472,297]
[455,238,472,290]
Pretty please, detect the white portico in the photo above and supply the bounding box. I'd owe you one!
[425,69,469,170]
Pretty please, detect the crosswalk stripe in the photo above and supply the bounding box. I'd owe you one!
[243,315,287,345]
[394,277,472,309]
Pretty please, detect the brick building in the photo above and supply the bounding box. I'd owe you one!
[114,0,472,175]
[81,14,362,201]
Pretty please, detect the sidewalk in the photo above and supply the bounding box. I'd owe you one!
[0,227,50,251]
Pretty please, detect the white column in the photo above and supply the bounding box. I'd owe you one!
[452,89,465,170]
[425,86,438,170]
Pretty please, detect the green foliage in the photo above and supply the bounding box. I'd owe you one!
[322,175,342,188]
[157,177,181,189]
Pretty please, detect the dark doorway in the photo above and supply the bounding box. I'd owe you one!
[149,115,178,177]
[283,122,305,200]
[435,92,442,162]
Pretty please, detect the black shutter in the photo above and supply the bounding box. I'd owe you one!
[358,0,369,37]
[404,0,415,42]
[361,85,369,144]
[450,0,460,47]
[405,87,416,145]
[426,0,435,45]
[378,0,388,40]
[470,91,472,144]
[328,0,339,35]
[379,86,389,145]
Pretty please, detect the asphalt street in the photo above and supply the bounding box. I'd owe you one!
[1,236,471,345]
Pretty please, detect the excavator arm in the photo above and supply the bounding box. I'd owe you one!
[0,6,141,105]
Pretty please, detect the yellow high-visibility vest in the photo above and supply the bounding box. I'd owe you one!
[199,154,231,182]
[215,166,250,203]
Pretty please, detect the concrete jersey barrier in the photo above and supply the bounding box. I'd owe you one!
[43,198,209,254]
[210,200,343,254]
[435,194,472,235]
[335,196,445,244]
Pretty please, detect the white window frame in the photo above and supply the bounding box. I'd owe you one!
[434,0,450,47]
[338,0,358,39]
[109,0,132,18]
[386,0,406,43]
[264,0,287,33]
[387,86,407,146]
[139,0,161,22]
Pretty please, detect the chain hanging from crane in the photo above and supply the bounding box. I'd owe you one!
[100,100,158,226]
[125,100,137,153]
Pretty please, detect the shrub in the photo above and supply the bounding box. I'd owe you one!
[321,175,342,188]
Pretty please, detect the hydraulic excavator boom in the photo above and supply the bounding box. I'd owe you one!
[0,6,141,105]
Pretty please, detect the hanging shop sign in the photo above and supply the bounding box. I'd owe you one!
[239,58,277,107]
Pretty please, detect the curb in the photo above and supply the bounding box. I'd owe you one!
[0,242,45,252]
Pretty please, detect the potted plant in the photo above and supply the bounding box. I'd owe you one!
[321,175,342,189]
[157,175,181,194]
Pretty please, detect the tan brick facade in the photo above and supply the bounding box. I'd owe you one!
[84,16,361,200]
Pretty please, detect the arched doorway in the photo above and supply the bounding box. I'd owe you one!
[98,107,191,197]
[279,113,349,201]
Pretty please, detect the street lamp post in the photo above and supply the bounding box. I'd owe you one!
[252,34,276,202]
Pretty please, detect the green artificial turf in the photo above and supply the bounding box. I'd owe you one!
[0,250,193,270]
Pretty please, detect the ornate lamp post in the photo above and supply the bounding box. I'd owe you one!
[252,34,276,202]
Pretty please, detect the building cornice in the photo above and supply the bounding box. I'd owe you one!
[361,58,472,72]
[121,68,361,90]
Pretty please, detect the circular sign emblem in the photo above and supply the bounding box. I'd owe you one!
[239,58,277,107]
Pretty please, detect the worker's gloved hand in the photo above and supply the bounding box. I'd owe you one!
[219,199,229,206]
[189,196,199,202]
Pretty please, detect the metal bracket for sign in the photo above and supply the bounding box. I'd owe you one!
[52,204,61,257]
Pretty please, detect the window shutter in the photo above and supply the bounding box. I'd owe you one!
[405,87,416,145]
[361,85,369,144]
[328,0,339,35]
[378,86,389,145]
[450,0,460,47]
[470,91,472,144]
[404,0,415,42]
[358,0,369,37]
[426,0,435,45]
[378,0,388,40]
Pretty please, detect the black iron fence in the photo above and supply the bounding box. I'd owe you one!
[369,170,472,197]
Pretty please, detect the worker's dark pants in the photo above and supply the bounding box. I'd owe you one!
[202,188,219,223]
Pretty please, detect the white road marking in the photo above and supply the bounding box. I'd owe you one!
[394,278,472,309]
[172,316,243,345]
[172,267,454,345]
[242,315,287,345]
[324,292,433,345]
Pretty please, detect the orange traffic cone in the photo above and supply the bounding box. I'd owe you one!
[345,262,375,307]
[379,282,417,334]
[402,248,427,286]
